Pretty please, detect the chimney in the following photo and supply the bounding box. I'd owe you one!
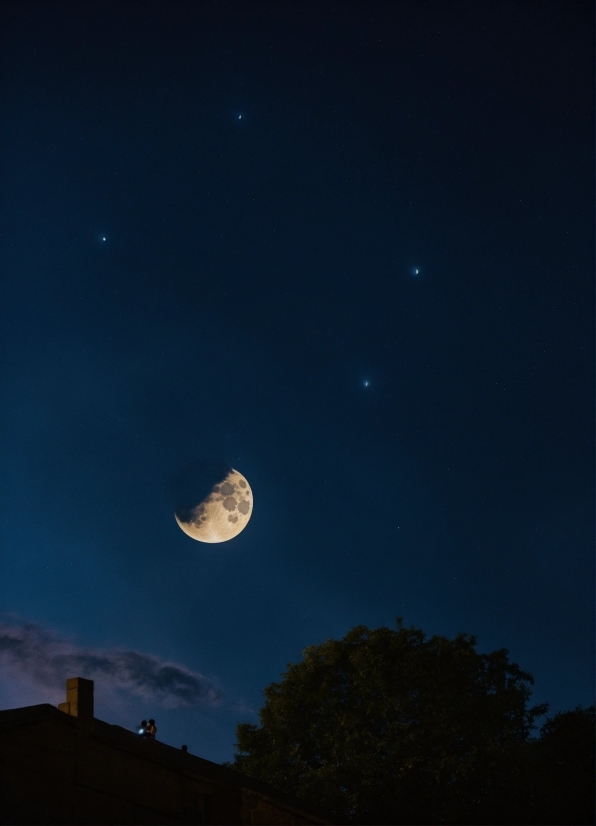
[58,677,94,719]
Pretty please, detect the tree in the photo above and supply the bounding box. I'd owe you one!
[528,705,595,825]
[228,619,548,824]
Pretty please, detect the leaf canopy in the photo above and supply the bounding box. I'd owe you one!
[230,619,549,823]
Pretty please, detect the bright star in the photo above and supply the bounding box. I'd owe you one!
[102,237,106,241]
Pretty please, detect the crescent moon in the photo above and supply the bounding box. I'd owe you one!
[175,467,253,543]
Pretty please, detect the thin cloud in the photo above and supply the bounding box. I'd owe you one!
[0,620,222,708]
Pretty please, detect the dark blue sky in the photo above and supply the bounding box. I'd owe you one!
[1,1,593,762]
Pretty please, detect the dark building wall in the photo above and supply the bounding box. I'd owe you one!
[0,706,328,825]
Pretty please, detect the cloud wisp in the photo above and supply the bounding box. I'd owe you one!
[0,620,222,708]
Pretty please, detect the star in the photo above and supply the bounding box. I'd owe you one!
[102,237,106,241]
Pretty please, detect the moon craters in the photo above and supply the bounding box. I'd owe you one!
[175,467,253,543]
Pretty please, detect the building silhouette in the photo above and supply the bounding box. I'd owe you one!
[0,677,330,825]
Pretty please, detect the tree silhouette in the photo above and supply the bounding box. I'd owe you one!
[529,705,595,825]
[228,619,555,824]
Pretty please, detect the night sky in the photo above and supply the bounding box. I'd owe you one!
[1,1,593,763]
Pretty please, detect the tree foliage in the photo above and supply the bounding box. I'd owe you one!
[529,705,595,825]
[229,619,556,824]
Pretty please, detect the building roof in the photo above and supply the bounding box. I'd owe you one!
[0,703,331,824]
